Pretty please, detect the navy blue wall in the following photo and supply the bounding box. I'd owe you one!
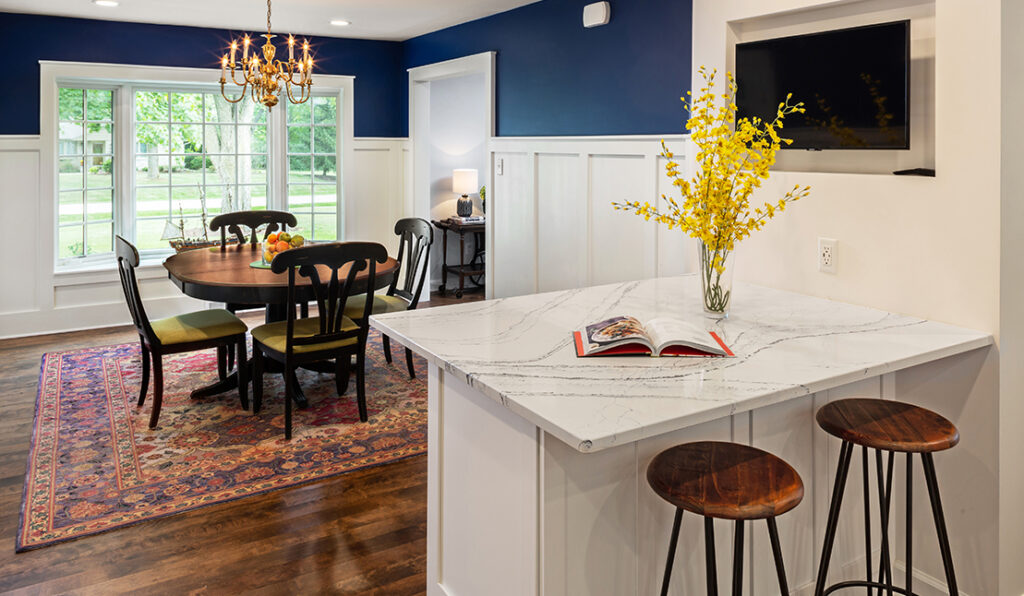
[403,0,692,137]
[1,1,691,138]
[0,12,405,137]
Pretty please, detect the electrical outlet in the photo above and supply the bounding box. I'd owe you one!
[818,237,837,274]
[496,158,504,176]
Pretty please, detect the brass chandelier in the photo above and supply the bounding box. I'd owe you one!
[219,0,313,109]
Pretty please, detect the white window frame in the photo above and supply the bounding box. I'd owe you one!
[40,61,354,272]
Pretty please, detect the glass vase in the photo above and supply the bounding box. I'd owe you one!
[699,240,735,318]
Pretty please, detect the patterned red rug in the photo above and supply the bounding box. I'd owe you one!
[17,331,427,552]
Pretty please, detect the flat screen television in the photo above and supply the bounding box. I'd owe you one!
[735,20,910,150]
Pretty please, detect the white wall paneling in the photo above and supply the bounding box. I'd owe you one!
[348,137,410,256]
[489,136,690,298]
[0,135,408,339]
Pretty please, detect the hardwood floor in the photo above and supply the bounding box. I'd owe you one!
[0,291,479,595]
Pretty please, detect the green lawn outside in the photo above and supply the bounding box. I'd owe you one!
[57,170,339,257]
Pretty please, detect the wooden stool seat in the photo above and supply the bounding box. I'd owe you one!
[816,398,959,453]
[647,441,804,520]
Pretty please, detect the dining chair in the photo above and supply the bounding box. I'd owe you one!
[343,218,432,378]
[209,210,298,250]
[209,210,299,368]
[250,241,389,440]
[115,236,249,429]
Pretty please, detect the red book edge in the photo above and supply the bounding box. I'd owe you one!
[574,330,735,358]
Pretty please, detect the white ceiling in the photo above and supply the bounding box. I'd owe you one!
[0,0,541,41]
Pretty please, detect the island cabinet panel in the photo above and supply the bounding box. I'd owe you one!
[427,367,893,596]
[428,367,540,596]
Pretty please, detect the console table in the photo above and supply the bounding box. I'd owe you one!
[431,219,485,298]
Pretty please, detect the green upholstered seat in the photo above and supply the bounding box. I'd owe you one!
[343,294,409,319]
[251,316,358,354]
[150,309,247,346]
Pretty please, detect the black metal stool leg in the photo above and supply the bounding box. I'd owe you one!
[766,517,789,595]
[660,508,683,596]
[732,520,744,596]
[705,516,719,596]
[905,453,913,595]
[862,446,872,596]
[922,453,959,595]
[814,440,854,596]
[875,450,895,596]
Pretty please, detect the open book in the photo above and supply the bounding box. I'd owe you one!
[573,316,734,357]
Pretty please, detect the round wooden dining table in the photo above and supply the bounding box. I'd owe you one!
[163,243,399,405]
[164,243,399,313]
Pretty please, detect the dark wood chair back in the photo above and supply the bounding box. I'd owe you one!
[115,235,156,343]
[271,242,389,356]
[210,210,298,250]
[388,218,433,308]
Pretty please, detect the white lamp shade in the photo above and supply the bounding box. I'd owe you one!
[453,169,479,195]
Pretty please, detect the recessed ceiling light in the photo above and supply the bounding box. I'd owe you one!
[330,19,351,27]
[93,0,119,6]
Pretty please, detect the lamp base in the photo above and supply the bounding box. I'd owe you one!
[456,195,473,217]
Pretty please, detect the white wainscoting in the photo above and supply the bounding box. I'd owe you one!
[488,135,690,299]
[0,135,409,339]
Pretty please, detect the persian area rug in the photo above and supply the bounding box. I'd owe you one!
[17,331,427,552]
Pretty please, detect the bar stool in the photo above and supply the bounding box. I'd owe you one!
[814,398,960,596]
[648,441,804,595]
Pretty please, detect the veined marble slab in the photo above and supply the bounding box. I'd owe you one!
[370,276,993,453]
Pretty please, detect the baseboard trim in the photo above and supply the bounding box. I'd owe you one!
[0,295,203,340]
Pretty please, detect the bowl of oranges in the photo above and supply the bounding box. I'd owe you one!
[262,231,306,266]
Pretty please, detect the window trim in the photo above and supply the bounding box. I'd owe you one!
[41,61,355,273]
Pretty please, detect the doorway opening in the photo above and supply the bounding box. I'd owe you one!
[408,52,495,300]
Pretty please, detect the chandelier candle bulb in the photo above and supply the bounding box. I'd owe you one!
[243,36,250,61]
[230,41,237,66]
[288,35,294,61]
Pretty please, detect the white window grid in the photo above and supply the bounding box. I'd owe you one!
[56,86,116,261]
[131,88,270,252]
[285,96,340,242]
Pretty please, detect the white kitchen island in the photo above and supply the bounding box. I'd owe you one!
[369,276,992,595]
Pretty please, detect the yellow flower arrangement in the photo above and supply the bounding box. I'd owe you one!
[614,66,812,315]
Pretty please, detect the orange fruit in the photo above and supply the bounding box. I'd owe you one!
[267,233,279,244]
[276,241,290,252]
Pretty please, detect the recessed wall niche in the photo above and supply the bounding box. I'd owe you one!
[727,0,935,175]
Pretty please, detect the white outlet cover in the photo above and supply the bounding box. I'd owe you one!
[818,237,837,274]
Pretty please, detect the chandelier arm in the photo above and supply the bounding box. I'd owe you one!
[220,83,245,104]
[285,79,305,104]
[284,61,300,85]
[229,65,248,87]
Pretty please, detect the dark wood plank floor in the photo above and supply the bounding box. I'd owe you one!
[0,291,480,595]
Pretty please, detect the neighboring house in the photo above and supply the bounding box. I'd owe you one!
[59,121,111,166]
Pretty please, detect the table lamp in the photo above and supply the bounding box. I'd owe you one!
[453,169,478,217]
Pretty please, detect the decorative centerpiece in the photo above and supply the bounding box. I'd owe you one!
[162,187,237,252]
[614,67,811,318]
[261,231,305,265]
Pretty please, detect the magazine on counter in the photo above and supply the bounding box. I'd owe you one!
[573,315,734,357]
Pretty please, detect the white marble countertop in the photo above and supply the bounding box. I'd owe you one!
[370,276,993,453]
